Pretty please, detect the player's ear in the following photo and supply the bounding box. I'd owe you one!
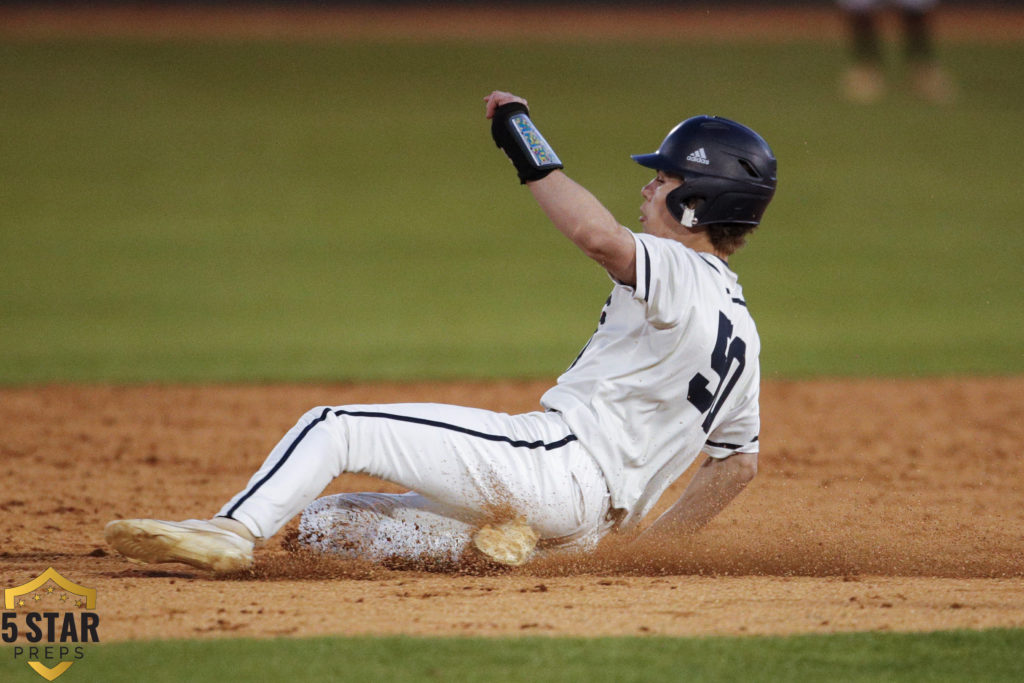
[666,186,701,228]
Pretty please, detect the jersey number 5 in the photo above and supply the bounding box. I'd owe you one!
[687,311,746,433]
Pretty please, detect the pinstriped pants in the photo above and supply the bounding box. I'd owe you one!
[218,403,612,561]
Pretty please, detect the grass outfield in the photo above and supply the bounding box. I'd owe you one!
[3,630,1024,681]
[2,39,1022,383]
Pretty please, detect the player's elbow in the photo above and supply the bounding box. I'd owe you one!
[573,222,634,276]
[571,219,612,256]
[729,452,758,484]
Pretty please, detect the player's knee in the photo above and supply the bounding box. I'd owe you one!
[300,405,334,425]
[300,495,332,520]
[296,497,327,538]
[296,496,361,556]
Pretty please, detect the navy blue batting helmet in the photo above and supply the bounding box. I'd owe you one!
[632,116,777,228]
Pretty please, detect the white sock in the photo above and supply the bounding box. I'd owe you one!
[209,516,259,544]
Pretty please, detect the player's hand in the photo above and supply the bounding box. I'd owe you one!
[484,90,528,119]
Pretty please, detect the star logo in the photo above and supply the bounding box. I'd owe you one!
[4,568,100,681]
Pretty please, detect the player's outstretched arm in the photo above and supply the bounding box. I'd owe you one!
[485,90,636,285]
[528,172,637,285]
[633,452,757,545]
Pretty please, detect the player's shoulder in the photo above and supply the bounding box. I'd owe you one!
[635,231,694,260]
[635,232,727,277]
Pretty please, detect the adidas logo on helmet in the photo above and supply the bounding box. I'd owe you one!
[686,148,710,165]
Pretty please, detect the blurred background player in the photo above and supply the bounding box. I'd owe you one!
[839,0,956,103]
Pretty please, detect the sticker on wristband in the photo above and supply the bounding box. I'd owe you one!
[510,113,562,167]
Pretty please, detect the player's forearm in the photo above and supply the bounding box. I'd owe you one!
[485,91,636,281]
[528,172,636,280]
[638,453,757,541]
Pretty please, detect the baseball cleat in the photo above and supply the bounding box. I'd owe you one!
[471,518,539,566]
[104,518,254,574]
[840,64,885,104]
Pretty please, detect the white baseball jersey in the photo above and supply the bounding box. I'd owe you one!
[541,231,761,528]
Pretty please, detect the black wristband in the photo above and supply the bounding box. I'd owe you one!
[490,102,564,184]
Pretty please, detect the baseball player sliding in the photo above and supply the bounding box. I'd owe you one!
[105,91,777,572]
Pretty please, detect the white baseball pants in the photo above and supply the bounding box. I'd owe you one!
[218,403,613,562]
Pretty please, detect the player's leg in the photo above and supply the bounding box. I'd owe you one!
[896,0,955,102]
[222,403,609,541]
[107,403,611,571]
[297,491,476,565]
[837,0,886,103]
[107,405,427,573]
[298,489,612,566]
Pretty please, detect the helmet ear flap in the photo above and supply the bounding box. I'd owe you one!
[666,185,699,227]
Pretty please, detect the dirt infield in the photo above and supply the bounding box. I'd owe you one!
[2,377,1022,640]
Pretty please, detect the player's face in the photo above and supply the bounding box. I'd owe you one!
[639,171,684,236]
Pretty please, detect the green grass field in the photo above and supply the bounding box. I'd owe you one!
[2,39,1022,384]
[4,629,1024,682]
[2,33,1022,681]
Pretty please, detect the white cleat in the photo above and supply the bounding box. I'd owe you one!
[471,518,539,567]
[104,518,254,574]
